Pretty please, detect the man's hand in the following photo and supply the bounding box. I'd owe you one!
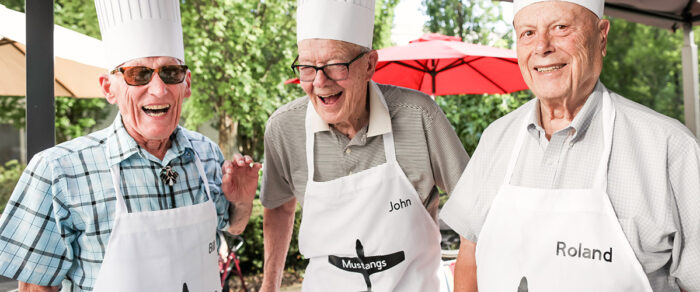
[221,153,262,204]
[222,153,262,234]
[18,282,58,292]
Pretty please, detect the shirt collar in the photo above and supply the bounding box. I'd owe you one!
[308,81,392,137]
[105,114,194,166]
[527,81,604,142]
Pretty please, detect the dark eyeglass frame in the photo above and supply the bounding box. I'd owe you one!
[110,65,189,86]
[291,51,368,82]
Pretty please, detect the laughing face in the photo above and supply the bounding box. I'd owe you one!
[297,39,377,129]
[513,1,609,101]
[100,56,191,143]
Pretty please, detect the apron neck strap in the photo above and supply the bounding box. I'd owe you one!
[305,101,397,180]
[106,145,211,214]
[503,90,615,190]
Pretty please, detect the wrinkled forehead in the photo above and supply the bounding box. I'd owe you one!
[513,1,594,28]
[297,39,363,63]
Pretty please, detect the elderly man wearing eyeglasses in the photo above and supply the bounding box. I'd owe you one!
[0,0,260,291]
[258,1,469,291]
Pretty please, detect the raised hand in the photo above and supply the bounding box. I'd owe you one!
[221,153,262,205]
[221,153,262,235]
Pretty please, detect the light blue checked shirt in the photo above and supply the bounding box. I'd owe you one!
[0,115,230,291]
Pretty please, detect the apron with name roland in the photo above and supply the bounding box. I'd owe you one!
[475,90,653,291]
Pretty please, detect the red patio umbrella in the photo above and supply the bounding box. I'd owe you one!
[286,33,529,96]
[373,33,527,96]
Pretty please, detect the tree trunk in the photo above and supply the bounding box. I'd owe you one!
[218,113,238,159]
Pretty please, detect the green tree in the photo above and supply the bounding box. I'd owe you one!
[373,0,401,49]
[180,0,302,160]
[424,0,512,48]
[601,17,687,122]
[423,0,528,155]
[180,0,400,159]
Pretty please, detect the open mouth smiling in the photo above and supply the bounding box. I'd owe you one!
[318,92,342,105]
[142,104,170,117]
[535,64,567,73]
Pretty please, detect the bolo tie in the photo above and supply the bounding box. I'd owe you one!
[160,165,179,208]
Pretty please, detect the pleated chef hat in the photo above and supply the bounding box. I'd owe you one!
[95,0,185,70]
[296,0,375,48]
[513,0,604,18]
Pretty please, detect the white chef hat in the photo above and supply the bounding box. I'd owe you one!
[296,0,375,48]
[513,0,604,19]
[95,0,185,70]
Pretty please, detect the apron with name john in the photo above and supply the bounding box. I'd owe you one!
[92,147,220,292]
[475,90,653,291]
[298,101,441,292]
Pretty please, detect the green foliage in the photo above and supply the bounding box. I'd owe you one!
[437,92,531,155]
[373,0,400,49]
[0,160,25,214]
[423,0,512,48]
[180,0,399,160]
[180,0,303,159]
[0,96,25,128]
[601,17,686,122]
[0,0,23,11]
[237,202,306,275]
[0,96,109,143]
[54,97,110,142]
[423,0,524,154]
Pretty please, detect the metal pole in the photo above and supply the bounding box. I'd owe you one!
[682,22,700,137]
[25,0,55,161]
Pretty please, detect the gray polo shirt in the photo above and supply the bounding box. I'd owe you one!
[441,82,700,291]
[261,82,469,219]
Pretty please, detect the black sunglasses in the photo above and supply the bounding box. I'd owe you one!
[110,65,189,86]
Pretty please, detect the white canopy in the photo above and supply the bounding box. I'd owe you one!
[0,4,107,98]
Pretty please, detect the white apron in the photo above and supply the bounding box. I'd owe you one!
[298,102,441,292]
[475,91,653,291]
[92,148,220,292]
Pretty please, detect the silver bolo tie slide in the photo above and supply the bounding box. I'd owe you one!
[160,165,179,186]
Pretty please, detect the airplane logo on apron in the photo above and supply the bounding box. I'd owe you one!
[328,239,405,292]
[517,276,528,292]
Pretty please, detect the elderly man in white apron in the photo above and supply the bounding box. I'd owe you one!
[441,0,700,291]
[0,0,261,291]
[259,0,469,291]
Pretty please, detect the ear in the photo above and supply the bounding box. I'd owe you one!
[99,73,118,104]
[365,50,379,81]
[184,70,192,99]
[598,19,611,57]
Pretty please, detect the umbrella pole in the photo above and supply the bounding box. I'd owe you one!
[682,22,700,136]
[25,0,56,161]
[430,59,437,98]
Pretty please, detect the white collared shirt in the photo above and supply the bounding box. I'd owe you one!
[441,82,700,291]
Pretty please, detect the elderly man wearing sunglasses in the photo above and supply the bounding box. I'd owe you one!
[0,1,260,291]
[258,1,469,291]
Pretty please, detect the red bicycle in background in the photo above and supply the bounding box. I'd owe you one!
[217,231,248,292]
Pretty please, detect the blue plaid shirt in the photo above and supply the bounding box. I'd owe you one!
[0,115,230,291]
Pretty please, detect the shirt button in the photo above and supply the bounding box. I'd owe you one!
[345,148,351,154]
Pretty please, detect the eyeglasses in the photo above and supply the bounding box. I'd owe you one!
[291,51,368,82]
[110,65,189,86]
